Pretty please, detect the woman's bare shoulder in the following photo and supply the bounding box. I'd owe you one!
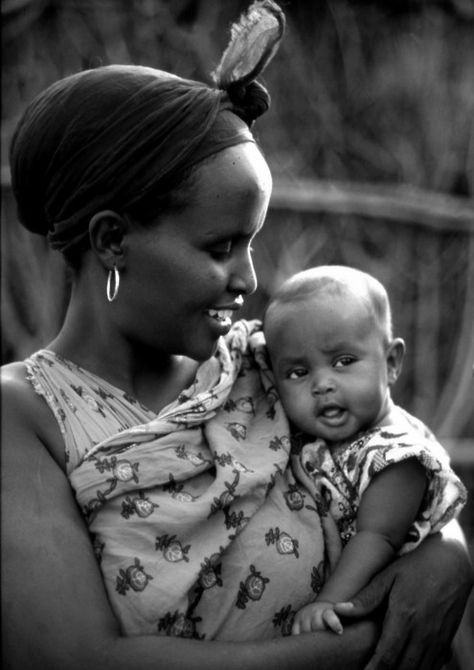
[1,360,65,469]
[2,360,45,418]
[2,359,31,382]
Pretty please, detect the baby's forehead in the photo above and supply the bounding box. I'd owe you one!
[303,273,374,301]
[283,291,371,323]
[268,280,375,318]
[265,283,387,346]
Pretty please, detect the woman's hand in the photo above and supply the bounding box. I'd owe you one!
[334,524,473,670]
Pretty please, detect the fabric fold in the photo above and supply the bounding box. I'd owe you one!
[63,320,330,639]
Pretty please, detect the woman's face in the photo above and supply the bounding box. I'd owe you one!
[120,142,272,361]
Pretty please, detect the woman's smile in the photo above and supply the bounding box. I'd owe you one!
[205,305,242,336]
[121,143,271,361]
[205,295,244,333]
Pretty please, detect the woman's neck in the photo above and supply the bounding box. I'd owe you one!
[47,298,199,414]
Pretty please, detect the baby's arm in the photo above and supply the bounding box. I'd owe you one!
[292,457,427,635]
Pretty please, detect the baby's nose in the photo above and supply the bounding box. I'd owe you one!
[311,375,336,395]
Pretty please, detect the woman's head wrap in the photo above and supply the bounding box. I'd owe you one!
[9,1,285,256]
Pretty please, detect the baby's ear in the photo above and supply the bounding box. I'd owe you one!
[386,338,405,385]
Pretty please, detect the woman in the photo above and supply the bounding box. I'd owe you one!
[2,2,471,669]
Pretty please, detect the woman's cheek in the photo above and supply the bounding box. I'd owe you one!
[206,264,229,287]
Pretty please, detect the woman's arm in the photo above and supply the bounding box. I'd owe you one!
[1,374,378,670]
[335,520,473,670]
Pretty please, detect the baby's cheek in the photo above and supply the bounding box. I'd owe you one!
[284,394,306,424]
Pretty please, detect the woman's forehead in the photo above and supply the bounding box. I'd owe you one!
[192,143,272,202]
[201,142,270,179]
[144,144,271,242]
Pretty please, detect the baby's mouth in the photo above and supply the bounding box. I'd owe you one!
[320,406,344,418]
[317,405,347,425]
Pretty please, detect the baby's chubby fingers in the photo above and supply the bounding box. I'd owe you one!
[291,616,315,636]
[291,610,313,636]
[322,608,343,635]
[291,601,328,635]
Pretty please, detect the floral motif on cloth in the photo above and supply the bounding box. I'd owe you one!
[25,321,333,640]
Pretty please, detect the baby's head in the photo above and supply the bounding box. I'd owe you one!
[264,266,405,444]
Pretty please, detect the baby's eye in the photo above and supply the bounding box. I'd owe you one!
[287,368,308,379]
[334,356,355,368]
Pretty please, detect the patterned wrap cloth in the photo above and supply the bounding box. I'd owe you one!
[292,409,467,554]
[26,320,332,640]
[25,319,466,639]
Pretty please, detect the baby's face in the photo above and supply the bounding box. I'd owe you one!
[266,294,393,444]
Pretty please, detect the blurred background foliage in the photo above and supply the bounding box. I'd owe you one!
[1,1,474,664]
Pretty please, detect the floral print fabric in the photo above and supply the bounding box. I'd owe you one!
[26,321,332,640]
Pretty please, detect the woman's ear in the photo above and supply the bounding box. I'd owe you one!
[89,210,127,270]
[386,337,406,386]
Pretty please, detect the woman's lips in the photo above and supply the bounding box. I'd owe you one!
[206,309,233,327]
[205,297,243,334]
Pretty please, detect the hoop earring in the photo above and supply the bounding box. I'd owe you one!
[106,265,120,302]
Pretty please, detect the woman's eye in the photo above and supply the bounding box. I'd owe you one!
[334,357,355,368]
[209,242,232,259]
[288,368,307,379]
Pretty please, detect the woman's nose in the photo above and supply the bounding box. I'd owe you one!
[229,248,257,296]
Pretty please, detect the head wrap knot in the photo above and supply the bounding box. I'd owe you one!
[9,1,285,256]
[227,81,271,124]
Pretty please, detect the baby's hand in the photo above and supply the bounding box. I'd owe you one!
[292,601,344,635]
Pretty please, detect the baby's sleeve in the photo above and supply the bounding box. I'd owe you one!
[343,429,467,554]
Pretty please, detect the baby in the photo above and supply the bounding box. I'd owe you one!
[264,265,467,635]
